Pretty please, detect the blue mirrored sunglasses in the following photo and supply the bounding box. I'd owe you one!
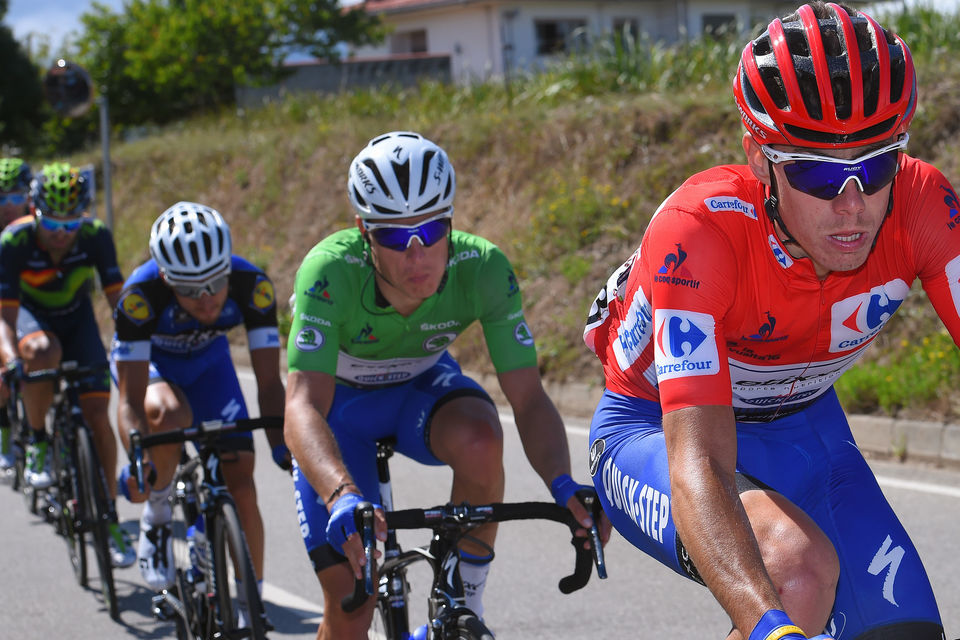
[760,134,908,201]
[0,193,26,206]
[37,213,83,232]
[364,212,452,252]
[170,275,229,299]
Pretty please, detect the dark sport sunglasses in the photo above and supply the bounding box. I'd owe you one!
[0,193,26,206]
[363,211,452,252]
[760,134,908,201]
[36,212,83,232]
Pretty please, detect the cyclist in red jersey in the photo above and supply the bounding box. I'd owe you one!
[584,3,951,639]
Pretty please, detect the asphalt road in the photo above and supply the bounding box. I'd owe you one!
[1,370,958,639]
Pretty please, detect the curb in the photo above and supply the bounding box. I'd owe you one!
[473,371,960,470]
[236,347,960,470]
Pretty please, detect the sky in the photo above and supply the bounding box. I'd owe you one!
[5,0,960,59]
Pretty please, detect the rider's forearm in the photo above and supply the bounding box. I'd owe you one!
[285,399,357,502]
[116,398,150,451]
[513,391,572,488]
[670,454,783,636]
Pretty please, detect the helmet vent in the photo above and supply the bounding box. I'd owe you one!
[391,159,410,201]
[419,150,436,196]
[361,159,390,200]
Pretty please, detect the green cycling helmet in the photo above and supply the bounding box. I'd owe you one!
[31,162,90,217]
[0,158,32,193]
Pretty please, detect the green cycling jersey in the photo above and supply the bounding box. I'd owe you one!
[287,228,537,386]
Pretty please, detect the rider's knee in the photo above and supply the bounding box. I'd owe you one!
[441,415,503,469]
[20,334,60,368]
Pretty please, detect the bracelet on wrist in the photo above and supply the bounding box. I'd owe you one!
[326,481,358,505]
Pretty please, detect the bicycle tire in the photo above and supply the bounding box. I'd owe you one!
[448,612,495,640]
[76,426,119,621]
[369,596,394,640]
[51,423,87,586]
[171,473,207,640]
[211,499,267,639]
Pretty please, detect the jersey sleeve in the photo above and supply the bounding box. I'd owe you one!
[475,244,538,373]
[904,163,960,344]
[113,281,161,362]
[90,221,125,294]
[231,258,280,351]
[643,206,737,413]
[286,250,344,375]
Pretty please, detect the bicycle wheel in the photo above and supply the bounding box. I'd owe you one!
[76,425,119,621]
[170,475,206,639]
[369,598,392,640]
[51,423,87,586]
[448,612,495,640]
[211,499,267,639]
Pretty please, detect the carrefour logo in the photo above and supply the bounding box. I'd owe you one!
[653,309,719,381]
[704,196,756,220]
[829,279,908,352]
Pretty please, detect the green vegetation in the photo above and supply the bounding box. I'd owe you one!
[19,5,960,421]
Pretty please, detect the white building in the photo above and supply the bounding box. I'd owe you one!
[347,0,839,84]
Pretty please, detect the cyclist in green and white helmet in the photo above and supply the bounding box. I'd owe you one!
[0,158,32,229]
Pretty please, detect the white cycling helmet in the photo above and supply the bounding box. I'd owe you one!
[348,131,456,221]
[149,201,232,284]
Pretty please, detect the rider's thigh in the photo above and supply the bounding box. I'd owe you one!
[741,488,839,633]
[316,561,376,640]
[429,395,503,469]
[143,380,192,431]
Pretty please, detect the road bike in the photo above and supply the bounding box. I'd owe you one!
[4,361,119,621]
[342,437,607,639]
[129,416,282,640]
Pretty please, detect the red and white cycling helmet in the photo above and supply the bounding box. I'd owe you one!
[347,131,456,221]
[734,2,916,148]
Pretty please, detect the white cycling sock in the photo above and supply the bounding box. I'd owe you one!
[459,551,492,619]
[142,482,173,525]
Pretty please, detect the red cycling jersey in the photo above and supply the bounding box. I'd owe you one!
[584,156,960,421]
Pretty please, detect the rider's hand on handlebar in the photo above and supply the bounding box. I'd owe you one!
[271,443,293,472]
[119,461,156,503]
[748,610,834,640]
[325,493,387,578]
[550,475,612,549]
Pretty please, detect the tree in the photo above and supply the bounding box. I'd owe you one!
[73,0,385,126]
[0,0,45,151]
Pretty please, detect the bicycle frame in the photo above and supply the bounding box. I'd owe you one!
[129,417,282,640]
[344,438,607,639]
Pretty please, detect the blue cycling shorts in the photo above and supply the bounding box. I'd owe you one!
[293,352,492,571]
[109,340,251,448]
[588,388,942,639]
[18,302,109,395]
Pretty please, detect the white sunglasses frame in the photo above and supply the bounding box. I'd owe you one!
[760,133,909,166]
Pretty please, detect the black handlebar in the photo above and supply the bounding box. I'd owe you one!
[341,496,607,613]
[127,416,283,493]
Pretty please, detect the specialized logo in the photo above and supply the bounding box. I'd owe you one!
[867,535,905,606]
[250,277,275,312]
[600,457,670,544]
[704,196,756,220]
[941,184,960,230]
[768,234,794,269]
[351,323,379,345]
[829,280,908,352]
[423,333,456,353]
[220,397,243,422]
[654,309,720,381]
[120,290,153,324]
[589,438,605,477]
[514,321,534,346]
[825,612,847,639]
[294,327,324,352]
[304,277,333,304]
[654,243,700,289]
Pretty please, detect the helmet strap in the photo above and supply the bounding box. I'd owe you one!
[764,161,801,247]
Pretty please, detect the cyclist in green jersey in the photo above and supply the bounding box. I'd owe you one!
[0,162,134,567]
[285,131,611,639]
[0,157,33,472]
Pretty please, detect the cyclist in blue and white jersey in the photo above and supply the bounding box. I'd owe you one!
[112,202,288,613]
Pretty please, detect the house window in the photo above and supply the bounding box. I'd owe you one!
[391,29,428,54]
[535,19,587,55]
[702,14,736,38]
[612,18,640,39]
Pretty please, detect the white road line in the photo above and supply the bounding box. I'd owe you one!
[875,475,960,499]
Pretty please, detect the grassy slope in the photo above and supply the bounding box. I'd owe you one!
[69,36,960,421]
